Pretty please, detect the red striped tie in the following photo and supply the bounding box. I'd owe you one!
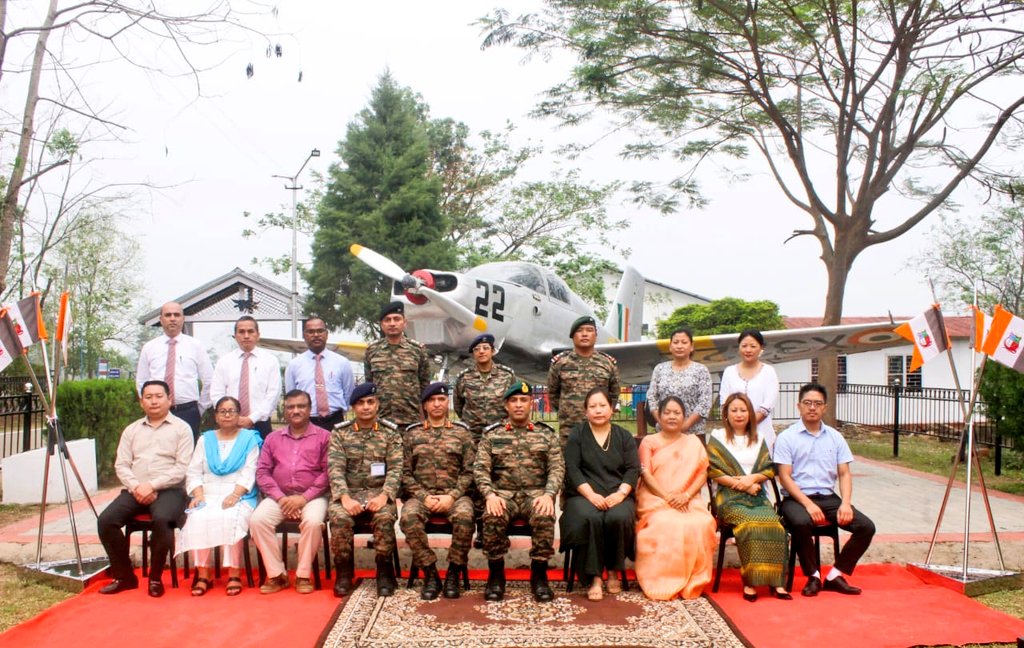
[238,352,251,417]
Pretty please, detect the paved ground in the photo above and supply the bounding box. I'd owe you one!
[2,454,1022,574]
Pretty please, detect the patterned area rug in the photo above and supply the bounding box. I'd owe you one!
[318,580,746,647]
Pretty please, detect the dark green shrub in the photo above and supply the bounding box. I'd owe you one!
[57,379,140,483]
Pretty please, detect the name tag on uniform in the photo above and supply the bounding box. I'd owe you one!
[370,462,386,477]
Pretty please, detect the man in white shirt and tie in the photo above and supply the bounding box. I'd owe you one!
[285,316,355,429]
[211,316,282,439]
[136,302,214,441]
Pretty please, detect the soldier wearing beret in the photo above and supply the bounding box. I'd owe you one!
[327,382,403,598]
[453,333,517,443]
[363,301,433,428]
[475,381,564,603]
[547,316,620,447]
[399,382,476,600]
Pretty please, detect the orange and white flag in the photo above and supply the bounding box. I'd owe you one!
[981,304,1024,373]
[971,306,992,353]
[894,305,951,372]
[55,292,72,366]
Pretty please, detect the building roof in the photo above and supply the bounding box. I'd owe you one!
[602,266,712,303]
[783,316,971,338]
[139,267,299,325]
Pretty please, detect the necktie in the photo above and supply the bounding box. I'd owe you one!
[165,337,177,403]
[239,352,251,417]
[314,354,330,417]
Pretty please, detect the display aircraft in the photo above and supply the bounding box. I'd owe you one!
[258,244,908,384]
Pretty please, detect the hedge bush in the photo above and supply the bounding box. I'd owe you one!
[57,379,141,483]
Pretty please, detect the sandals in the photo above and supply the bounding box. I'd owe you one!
[586,580,604,601]
[606,576,622,595]
[191,577,213,597]
[226,577,243,597]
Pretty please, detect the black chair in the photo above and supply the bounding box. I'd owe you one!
[210,534,256,588]
[405,514,471,590]
[710,478,786,593]
[125,513,188,588]
[784,520,840,591]
[562,545,630,593]
[256,519,331,589]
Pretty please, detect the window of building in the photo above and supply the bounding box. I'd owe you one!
[811,355,848,392]
[886,354,922,391]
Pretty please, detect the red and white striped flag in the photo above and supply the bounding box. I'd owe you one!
[0,328,13,373]
[981,304,1024,373]
[894,304,951,372]
[56,292,72,366]
[4,293,45,348]
[0,309,25,368]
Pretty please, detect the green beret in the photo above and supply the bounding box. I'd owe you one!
[570,316,597,338]
[503,381,533,400]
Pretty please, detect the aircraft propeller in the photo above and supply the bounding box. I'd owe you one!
[350,244,487,332]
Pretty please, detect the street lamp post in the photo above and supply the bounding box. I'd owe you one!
[273,148,320,338]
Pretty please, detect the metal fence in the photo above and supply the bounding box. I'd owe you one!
[0,378,47,461]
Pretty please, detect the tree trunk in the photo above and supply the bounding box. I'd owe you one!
[818,239,855,426]
[0,0,58,296]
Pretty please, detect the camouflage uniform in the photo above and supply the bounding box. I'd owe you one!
[363,337,432,427]
[398,420,475,567]
[547,350,620,447]
[453,363,517,442]
[328,418,403,564]
[474,420,564,561]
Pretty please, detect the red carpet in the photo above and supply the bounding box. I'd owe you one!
[707,564,1024,648]
[0,569,338,648]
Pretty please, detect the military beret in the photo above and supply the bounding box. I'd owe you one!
[503,380,533,401]
[379,301,404,320]
[349,382,377,406]
[420,381,450,403]
[469,333,495,352]
[570,316,597,338]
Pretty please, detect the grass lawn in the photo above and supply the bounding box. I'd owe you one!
[0,563,75,632]
[845,428,1024,496]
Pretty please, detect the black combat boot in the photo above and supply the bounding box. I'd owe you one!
[484,559,506,602]
[333,556,354,598]
[530,560,554,602]
[442,564,463,599]
[420,563,443,600]
[376,555,397,597]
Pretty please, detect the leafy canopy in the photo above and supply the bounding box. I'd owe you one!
[656,297,784,338]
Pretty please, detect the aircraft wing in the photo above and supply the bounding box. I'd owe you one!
[593,321,907,384]
[257,337,368,363]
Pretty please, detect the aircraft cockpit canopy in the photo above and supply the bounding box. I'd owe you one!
[473,262,547,296]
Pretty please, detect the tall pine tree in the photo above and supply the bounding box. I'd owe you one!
[306,73,455,335]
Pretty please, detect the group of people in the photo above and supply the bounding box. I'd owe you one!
[98,301,875,606]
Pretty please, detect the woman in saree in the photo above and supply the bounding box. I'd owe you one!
[177,396,262,596]
[634,396,716,601]
[707,392,791,601]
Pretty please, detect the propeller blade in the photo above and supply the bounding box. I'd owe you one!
[420,287,488,332]
[349,244,410,283]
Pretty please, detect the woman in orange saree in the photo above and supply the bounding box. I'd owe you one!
[634,396,716,600]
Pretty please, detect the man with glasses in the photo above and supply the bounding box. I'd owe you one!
[774,382,876,597]
[286,316,355,430]
[454,333,516,443]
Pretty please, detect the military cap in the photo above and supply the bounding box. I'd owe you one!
[420,381,450,403]
[503,380,533,401]
[379,300,405,320]
[468,333,495,352]
[570,315,597,338]
[348,382,377,406]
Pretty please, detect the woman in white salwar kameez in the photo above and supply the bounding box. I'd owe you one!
[177,397,262,596]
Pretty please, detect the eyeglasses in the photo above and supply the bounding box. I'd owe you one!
[216,409,238,415]
[800,400,825,408]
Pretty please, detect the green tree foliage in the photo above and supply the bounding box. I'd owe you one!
[656,297,784,339]
[306,72,456,335]
[58,378,140,482]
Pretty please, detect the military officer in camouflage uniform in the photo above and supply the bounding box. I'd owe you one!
[328,382,402,598]
[399,382,476,600]
[453,333,517,442]
[364,301,433,428]
[547,316,620,447]
[475,381,564,603]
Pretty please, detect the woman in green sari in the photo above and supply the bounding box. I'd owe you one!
[707,392,790,601]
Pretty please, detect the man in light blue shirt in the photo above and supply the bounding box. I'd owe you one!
[285,316,355,429]
[774,382,875,597]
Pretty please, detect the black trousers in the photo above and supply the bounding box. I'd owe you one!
[253,419,273,440]
[780,493,875,577]
[97,488,188,582]
[171,401,201,442]
[310,409,345,430]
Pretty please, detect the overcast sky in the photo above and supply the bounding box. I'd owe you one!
[12,0,1014,332]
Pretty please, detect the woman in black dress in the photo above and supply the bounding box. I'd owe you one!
[560,387,640,601]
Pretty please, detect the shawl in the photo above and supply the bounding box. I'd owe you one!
[706,435,775,513]
[202,427,263,508]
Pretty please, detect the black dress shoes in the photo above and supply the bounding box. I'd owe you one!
[770,588,793,600]
[801,576,822,597]
[99,578,139,595]
[742,590,758,602]
[822,575,862,595]
[147,580,165,598]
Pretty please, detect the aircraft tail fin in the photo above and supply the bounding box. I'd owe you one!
[605,265,645,342]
